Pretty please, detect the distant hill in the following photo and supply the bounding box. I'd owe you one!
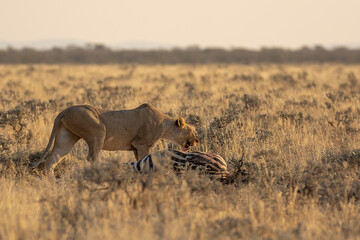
[0,39,176,50]
[0,39,87,50]
[112,41,176,50]
[1,38,360,51]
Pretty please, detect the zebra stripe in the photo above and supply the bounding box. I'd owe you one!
[148,155,154,169]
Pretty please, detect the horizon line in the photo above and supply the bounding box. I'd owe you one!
[0,38,360,51]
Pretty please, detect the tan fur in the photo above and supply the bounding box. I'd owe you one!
[29,103,199,177]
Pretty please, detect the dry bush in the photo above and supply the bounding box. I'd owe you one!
[0,64,359,239]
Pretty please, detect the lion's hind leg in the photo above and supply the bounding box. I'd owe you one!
[83,125,106,163]
[84,134,105,163]
[45,125,80,178]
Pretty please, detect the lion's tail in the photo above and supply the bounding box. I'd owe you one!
[29,112,64,169]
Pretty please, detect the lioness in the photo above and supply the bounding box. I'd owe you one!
[30,103,199,176]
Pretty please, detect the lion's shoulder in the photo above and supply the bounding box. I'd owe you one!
[136,103,155,110]
[135,103,166,119]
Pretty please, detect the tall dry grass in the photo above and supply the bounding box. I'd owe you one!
[0,64,359,239]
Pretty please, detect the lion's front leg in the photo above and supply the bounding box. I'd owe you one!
[131,143,150,161]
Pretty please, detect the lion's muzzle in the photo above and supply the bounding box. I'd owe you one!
[183,138,199,151]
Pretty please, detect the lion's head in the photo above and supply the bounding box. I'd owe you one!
[172,117,199,151]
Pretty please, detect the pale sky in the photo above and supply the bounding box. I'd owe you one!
[1,0,360,49]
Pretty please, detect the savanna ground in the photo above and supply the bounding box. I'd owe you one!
[0,64,359,240]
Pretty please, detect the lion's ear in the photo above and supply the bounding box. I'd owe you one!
[175,117,185,127]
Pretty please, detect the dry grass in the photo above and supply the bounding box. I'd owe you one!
[0,64,360,239]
